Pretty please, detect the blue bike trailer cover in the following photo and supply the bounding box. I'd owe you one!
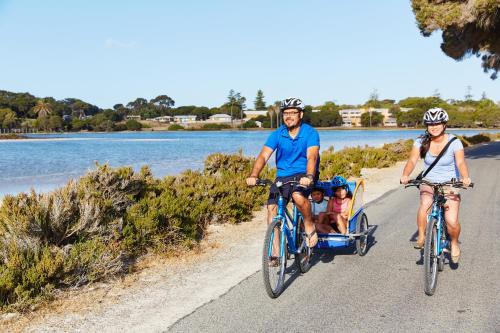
[314,180,356,198]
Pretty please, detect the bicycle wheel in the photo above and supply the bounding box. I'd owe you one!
[262,219,286,298]
[355,213,369,256]
[423,218,439,296]
[295,217,312,273]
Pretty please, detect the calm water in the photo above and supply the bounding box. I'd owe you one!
[0,129,497,195]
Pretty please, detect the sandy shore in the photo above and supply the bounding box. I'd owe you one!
[0,159,423,332]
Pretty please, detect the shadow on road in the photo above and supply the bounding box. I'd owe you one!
[465,141,500,160]
[279,225,379,295]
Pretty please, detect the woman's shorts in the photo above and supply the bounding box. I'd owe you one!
[419,184,461,202]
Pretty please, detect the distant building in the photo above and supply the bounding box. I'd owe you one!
[339,109,364,127]
[152,116,174,123]
[209,114,232,122]
[243,110,268,120]
[174,115,197,123]
[126,115,141,120]
[311,109,321,113]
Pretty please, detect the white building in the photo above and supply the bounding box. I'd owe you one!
[174,115,197,123]
[209,114,232,122]
[126,115,141,120]
[339,109,364,127]
[152,116,174,123]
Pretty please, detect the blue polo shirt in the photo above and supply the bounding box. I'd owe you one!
[264,123,320,177]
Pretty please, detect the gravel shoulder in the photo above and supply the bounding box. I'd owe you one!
[1,160,422,333]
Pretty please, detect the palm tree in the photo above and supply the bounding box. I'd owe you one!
[32,100,53,118]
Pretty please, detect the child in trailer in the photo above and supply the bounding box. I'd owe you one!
[315,176,352,234]
[311,187,328,225]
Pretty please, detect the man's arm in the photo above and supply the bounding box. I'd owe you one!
[246,146,274,186]
[300,145,319,186]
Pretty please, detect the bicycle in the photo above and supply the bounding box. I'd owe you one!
[405,178,473,295]
[256,179,312,298]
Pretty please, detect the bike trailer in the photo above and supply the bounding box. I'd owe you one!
[313,178,373,251]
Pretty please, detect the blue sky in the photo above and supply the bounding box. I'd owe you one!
[0,0,498,109]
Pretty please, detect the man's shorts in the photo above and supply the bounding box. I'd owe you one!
[267,173,312,206]
[420,184,461,202]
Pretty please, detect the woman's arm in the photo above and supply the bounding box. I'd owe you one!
[400,146,420,184]
[454,149,471,186]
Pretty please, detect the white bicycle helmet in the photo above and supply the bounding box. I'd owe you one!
[280,97,305,111]
[423,107,449,125]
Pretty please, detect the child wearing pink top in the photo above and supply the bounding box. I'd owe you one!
[315,184,351,234]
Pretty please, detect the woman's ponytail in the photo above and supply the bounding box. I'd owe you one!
[419,131,431,159]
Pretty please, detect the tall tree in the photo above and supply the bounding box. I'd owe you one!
[32,100,53,118]
[150,95,175,109]
[412,0,500,79]
[254,89,266,110]
[126,98,148,110]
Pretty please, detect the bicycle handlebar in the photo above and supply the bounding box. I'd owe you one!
[404,178,474,189]
[255,179,306,188]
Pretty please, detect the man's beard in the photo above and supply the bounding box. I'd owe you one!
[286,121,300,130]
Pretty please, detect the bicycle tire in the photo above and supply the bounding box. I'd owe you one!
[424,218,439,296]
[295,217,312,273]
[262,219,286,298]
[356,213,369,256]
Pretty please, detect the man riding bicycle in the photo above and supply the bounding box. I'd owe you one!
[246,97,320,248]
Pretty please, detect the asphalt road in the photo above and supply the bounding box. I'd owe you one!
[169,142,500,333]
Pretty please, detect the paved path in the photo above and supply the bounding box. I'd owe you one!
[169,142,500,332]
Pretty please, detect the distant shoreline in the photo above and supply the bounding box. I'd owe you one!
[1,127,499,138]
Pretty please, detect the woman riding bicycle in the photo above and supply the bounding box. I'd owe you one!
[400,107,472,264]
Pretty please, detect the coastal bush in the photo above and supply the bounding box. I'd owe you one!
[168,124,184,131]
[0,154,271,310]
[320,140,413,179]
[0,165,151,309]
[126,119,142,131]
[200,123,231,130]
[242,120,258,128]
[464,134,491,145]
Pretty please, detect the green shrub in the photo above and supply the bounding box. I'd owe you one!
[113,123,128,131]
[463,133,491,145]
[0,155,270,310]
[168,124,184,131]
[126,119,142,131]
[242,120,258,128]
[200,123,231,130]
[320,139,413,179]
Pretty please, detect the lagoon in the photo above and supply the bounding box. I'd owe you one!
[0,129,497,196]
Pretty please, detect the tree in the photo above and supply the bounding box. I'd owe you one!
[254,90,266,110]
[365,89,382,108]
[126,98,148,110]
[224,90,247,120]
[412,0,500,79]
[361,111,384,127]
[150,95,175,109]
[32,100,53,118]
[0,108,17,128]
[48,115,63,131]
[310,110,342,127]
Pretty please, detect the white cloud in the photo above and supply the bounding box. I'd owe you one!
[105,38,136,49]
